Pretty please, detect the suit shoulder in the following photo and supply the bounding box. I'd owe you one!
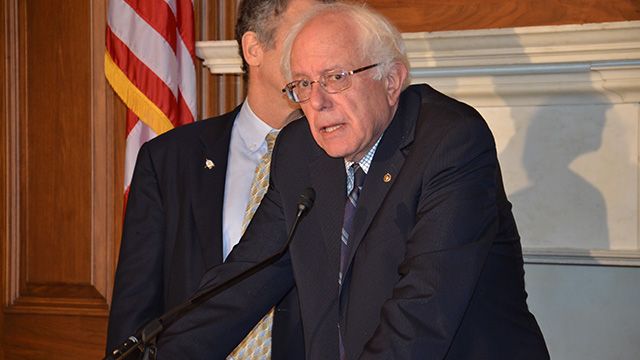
[276,117,313,148]
[410,84,491,134]
[412,84,481,120]
[401,85,496,158]
[144,110,237,152]
[271,117,320,170]
[280,116,308,134]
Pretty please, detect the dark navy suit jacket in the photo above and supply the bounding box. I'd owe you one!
[155,85,549,359]
[106,105,304,359]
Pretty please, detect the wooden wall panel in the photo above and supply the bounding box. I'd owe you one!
[12,0,109,313]
[3,314,106,359]
[2,0,113,358]
[1,0,10,358]
[363,0,640,33]
[23,0,93,291]
[199,0,245,120]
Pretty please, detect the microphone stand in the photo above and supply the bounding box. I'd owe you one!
[105,188,316,360]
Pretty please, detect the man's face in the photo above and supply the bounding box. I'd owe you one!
[290,15,400,162]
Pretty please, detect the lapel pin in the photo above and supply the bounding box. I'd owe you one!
[205,159,215,169]
[383,173,392,183]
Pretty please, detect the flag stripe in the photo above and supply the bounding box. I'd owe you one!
[105,26,175,106]
[176,92,195,126]
[176,0,196,58]
[125,116,157,190]
[106,30,180,129]
[108,0,179,96]
[176,38,197,118]
[163,0,178,17]
[106,0,196,201]
[123,0,178,51]
[105,52,175,135]
[125,106,138,136]
[175,0,197,118]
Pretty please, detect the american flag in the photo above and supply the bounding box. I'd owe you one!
[105,0,197,204]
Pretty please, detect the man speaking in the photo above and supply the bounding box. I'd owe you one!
[156,3,549,359]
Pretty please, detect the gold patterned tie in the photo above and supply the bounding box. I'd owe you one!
[227,130,278,360]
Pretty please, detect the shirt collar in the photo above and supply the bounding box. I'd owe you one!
[236,101,276,153]
[344,135,383,175]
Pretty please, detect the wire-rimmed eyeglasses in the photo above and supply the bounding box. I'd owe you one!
[282,63,380,103]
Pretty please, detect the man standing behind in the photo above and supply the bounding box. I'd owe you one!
[106,1,329,359]
[156,2,549,359]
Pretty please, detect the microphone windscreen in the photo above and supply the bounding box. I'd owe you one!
[298,187,316,211]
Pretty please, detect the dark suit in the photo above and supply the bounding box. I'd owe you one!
[156,84,549,359]
[106,105,304,359]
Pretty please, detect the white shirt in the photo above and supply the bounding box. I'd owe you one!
[222,101,275,260]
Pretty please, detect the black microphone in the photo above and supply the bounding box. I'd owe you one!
[296,187,315,218]
[105,188,316,360]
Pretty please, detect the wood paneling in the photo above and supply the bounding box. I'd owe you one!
[1,1,10,359]
[2,0,113,358]
[3,314,106,359]
[363,0,640,33]
[199,0,245,120]
[22,0,93,293]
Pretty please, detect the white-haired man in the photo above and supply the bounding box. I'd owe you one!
[156,3,549,359]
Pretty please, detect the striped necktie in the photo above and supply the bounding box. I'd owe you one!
[240,130,278,233]
[228,130,278,360]
[339,163,366,360]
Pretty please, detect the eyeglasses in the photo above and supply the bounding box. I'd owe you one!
[282,63,380,103]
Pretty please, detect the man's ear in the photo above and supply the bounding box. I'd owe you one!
[241,31,263,67]
[384,61,408,106]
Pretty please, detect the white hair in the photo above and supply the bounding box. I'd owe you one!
[280,2,411,89]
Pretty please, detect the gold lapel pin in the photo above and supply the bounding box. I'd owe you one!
[383,173,392,183]
[205,159,215,169]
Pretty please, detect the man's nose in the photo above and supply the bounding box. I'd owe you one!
[308,81,331,111]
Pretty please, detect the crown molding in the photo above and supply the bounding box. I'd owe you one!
[524,248,640,267]
[403,21,640,68]
[197,39,241,74]
[196,21,640,106]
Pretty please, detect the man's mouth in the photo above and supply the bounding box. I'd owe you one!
[321,124,343,133]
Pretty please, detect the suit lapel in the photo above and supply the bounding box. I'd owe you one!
[309,144,346,279]
[192,106,240,269]
[345,88,421,273]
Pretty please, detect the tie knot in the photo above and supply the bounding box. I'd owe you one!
[351,163,366,189]
[265,130,279,153]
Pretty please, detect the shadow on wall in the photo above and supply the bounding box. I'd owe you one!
[417,28,618,251]
[501,97,611,250]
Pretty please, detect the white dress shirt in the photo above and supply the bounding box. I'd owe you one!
[222,101,275,260]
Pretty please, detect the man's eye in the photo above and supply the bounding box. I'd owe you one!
[299,80,311,88]
[330,73,345,81]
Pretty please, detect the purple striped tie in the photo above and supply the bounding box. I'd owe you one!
[339,163,366,359]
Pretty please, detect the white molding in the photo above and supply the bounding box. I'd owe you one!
[416,61,640,106]
[403,21,640,68]
[404,21,640,106]
[523,248,640,267]
[195,21,640,105]
[197,40,241,74]
[196,21,640,72]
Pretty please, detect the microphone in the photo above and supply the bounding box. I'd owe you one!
[296,187,315,218]
[105,188,316,360]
